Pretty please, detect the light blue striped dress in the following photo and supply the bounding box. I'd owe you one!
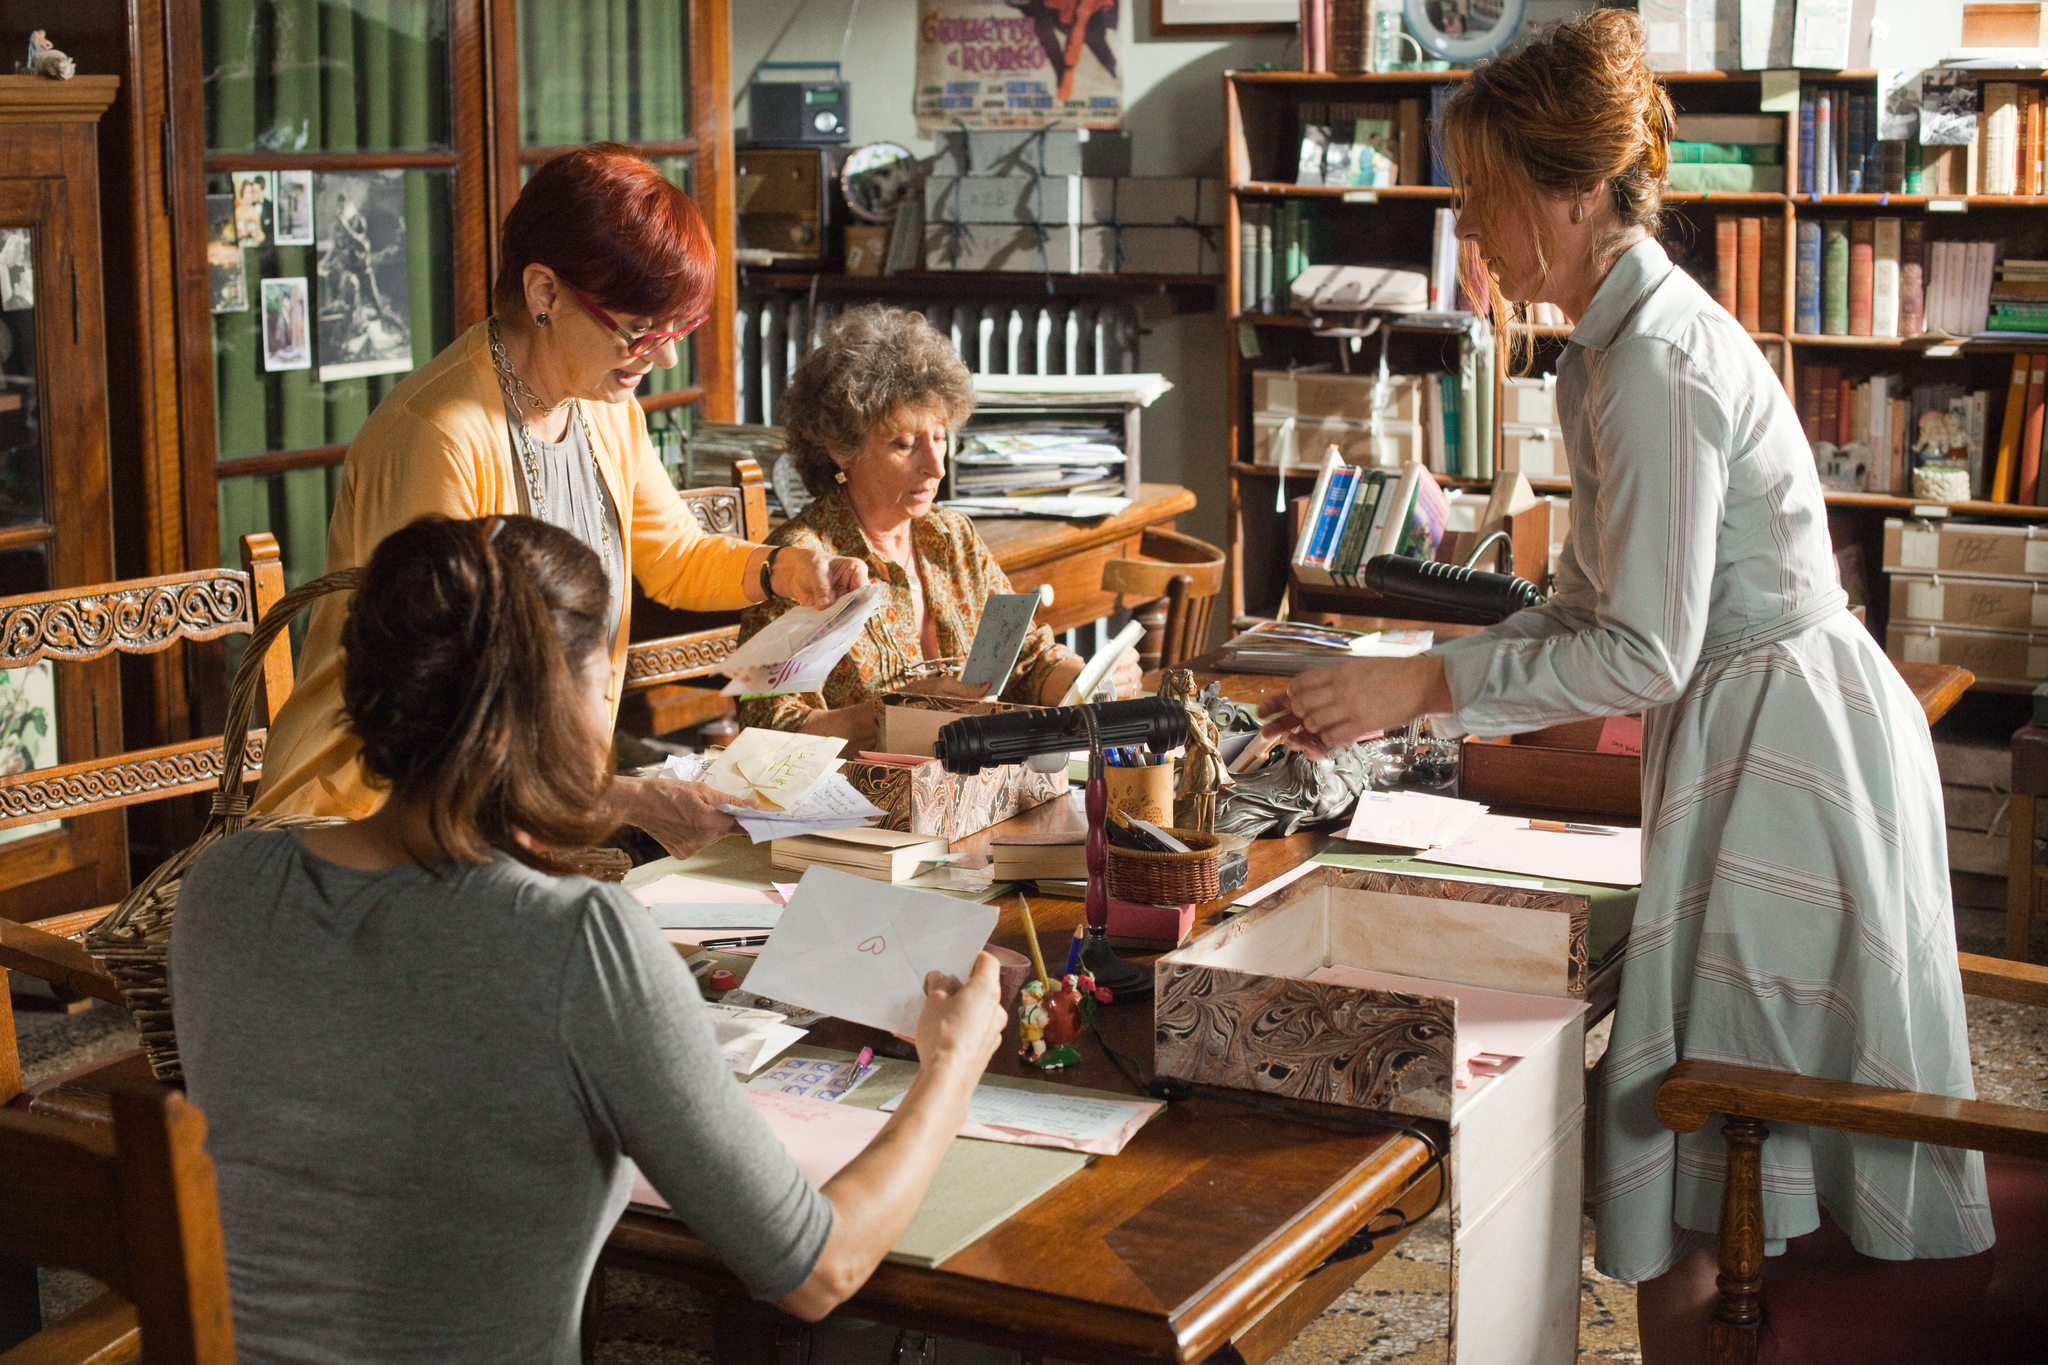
[1433,239,1993,1282]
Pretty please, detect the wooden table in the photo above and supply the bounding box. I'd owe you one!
[978,483,1198,637]
[604,835,1448,1365]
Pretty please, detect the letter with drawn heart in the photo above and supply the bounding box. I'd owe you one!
[741,866,997,1036]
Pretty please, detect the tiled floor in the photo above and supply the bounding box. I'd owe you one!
[14,946,2046,1364]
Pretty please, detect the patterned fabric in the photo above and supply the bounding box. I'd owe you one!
[735,488,1076,731]
[1434,240,1990,1282]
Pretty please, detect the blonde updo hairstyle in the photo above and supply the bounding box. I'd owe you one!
[782,305,976,498]
[1437,9,1674,358]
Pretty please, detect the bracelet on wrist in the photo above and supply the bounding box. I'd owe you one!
[758,544,785,601]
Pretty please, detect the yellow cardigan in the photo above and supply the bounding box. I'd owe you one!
[253,320,758,819]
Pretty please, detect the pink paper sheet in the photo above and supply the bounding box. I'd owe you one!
[1415,813,1642,887]
[630,1088,889,1208]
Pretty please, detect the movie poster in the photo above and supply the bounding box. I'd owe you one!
[916,0,1122,131]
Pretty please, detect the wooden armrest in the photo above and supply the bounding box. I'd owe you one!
[24,905,115,942]
[0,921,124,1006]
[0,1290,138,1364]
[1958,951,2048,1009]
[1655,1059,2048,1161]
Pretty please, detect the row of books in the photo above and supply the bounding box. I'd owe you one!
[1990,258,2048,335]
[1289,453,1451,588]
[1802,372,2001,501]
[1793,219,1924,339]
[1992,356,2048,506]
[1710,215,1786,334]
[1980,83,2048,198]
[1294,101,1425,189]
[1237,201,1465,317]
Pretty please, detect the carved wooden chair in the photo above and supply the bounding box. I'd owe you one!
[619,457,771,738]
[0,534,291,1113]
[0,1081,234,1359]
[1656,952,2048,1365]
[1100,527,1225,672]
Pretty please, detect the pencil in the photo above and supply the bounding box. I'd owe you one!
[1017,893,1052,987]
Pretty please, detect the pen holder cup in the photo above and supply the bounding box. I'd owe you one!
[1107,829,1222,906]
[1105,760,1176,825]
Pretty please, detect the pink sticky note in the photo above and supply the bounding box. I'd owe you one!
[631,874,781,909]
[1595,716,1643,756]
[630,1089,890,1208]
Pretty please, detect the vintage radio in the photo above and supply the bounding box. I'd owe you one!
[748,77,851,145]
[736,146,838,266]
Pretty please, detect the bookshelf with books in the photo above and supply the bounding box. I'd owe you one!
[1224,65,2048,693]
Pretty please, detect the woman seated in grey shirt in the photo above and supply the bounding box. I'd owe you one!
[171,514,1006,1365]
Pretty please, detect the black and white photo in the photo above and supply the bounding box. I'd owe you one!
[0,229,31,312]
[273,169,315,246]
[261,276,312,372]
[315,170,413,381]
[1920,71,1979,146]
[206,194,248,314]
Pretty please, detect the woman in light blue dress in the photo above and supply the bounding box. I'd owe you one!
[1258,13,1989,1363]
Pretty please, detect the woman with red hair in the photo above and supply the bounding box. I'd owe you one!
[257,146,866,857]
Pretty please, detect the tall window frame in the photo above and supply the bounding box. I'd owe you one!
[167,0,738,603]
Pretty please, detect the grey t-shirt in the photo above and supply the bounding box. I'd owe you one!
[170,829,832,1365]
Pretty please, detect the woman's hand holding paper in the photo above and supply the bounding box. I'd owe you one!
[914,954,1008,1068]
[1257,654,1453,758]
[610,776,756,860]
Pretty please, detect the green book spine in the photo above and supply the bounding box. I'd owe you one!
[1475,333,1495,480]
[1670,141,1784,165]
[1441,373,1462,476]
[1458,357,1480,479]
[1822,220,1850,336]
[1333,471,1385,585]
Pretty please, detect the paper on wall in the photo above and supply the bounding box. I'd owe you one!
[740,866,998,1036]
[719,582,889,696]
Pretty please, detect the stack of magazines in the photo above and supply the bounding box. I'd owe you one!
[950,420,1127,499]
[1213,620,1433,676]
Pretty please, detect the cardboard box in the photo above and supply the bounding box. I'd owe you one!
[1255,369,1421,423]
[1882,517,2048,581]
[1887,621,2048,687]
[1504,375,1559,426]
[1888,571,2048,632]
[1250,411,1420,471]
[1103,177,1200,225]
[1155,862,1587,1118]
[924,175,1042,225]
[923,223,1115,274]
[1500,423,1566,478]
[1963,2,2048,48]
[843,756,1068,842]
[1113,225,1212,275]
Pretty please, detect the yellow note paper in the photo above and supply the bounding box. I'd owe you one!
[702,728,848,812]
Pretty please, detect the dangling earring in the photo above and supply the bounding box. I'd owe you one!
[536,312,550,326]
[1570,200,1585,224]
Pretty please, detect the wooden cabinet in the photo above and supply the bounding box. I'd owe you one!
[0,76,126,919]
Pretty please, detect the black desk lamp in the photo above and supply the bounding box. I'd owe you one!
[935,697,1190,1001]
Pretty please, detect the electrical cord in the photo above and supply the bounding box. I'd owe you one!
[1086,1016,1449,1271]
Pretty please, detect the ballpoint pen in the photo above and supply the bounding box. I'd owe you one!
[697,933,772,948]
[1526,819,1624,835]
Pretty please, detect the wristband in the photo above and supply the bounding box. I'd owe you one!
[758,545,785,601]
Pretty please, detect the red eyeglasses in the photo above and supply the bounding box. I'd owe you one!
[560,281,706,358]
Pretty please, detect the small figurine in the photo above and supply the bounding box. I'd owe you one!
[1017,966,1107,1070]
[1161,666,1232,833]
[23,32,74,80]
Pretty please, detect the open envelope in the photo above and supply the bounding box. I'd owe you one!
[719,582,889,696]
[740,866,998,1036]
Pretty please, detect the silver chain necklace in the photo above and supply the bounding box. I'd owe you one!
[485,316,612,562]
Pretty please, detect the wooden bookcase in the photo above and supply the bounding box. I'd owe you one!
[1222,66,2048,695]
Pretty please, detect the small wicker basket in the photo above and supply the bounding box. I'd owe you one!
[84,566,633,1081]
[1106,828,1222,906]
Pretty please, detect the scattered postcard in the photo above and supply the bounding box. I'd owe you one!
[231,171,272,247]
[879,1081,1160,1155]
[705,1003,807,1075]
[260,277,312,372]
[721,582,889,696]
[741,866,997,1036]
[272,168,315,246]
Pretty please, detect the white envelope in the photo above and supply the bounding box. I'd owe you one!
[740,866,998,1036]
[720,582,889,696]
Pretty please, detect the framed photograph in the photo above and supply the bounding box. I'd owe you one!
[260,276,312,372]
[1404,0,1527,61]
[231,170,272,248]
[273,169,315,246]
[205,194,248,314]
[1151,0,1295,36]
[0,228,32,312]
[315,170,414,381]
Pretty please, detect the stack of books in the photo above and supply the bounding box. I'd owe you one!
[951,420,1126,499]
[1802,368,1904,493]
[1669,114,1785,194]
[988,792,1089,883]
[769,828,954,884]
[1289,452,1450,588]
[1989,258,2048,335]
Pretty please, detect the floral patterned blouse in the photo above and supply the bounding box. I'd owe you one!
[735,488,1076,731]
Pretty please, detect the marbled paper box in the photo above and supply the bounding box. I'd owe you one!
[1152,863,1586,1121]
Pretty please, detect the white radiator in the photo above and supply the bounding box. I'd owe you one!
[735,294,1139,427]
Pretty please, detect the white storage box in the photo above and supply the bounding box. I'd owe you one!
[1501,423,1566,477]
[1504,374,1560,427]
[1882,517,2048,581]
[1888,572,2048,632]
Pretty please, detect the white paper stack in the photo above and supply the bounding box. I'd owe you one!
[719,582,888,696]
[1343,791,1489,849]
[660,753,888,843]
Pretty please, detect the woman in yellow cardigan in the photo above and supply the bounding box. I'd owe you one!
[256,146,864,856]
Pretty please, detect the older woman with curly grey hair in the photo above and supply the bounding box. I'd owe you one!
[736,305,1139,744]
